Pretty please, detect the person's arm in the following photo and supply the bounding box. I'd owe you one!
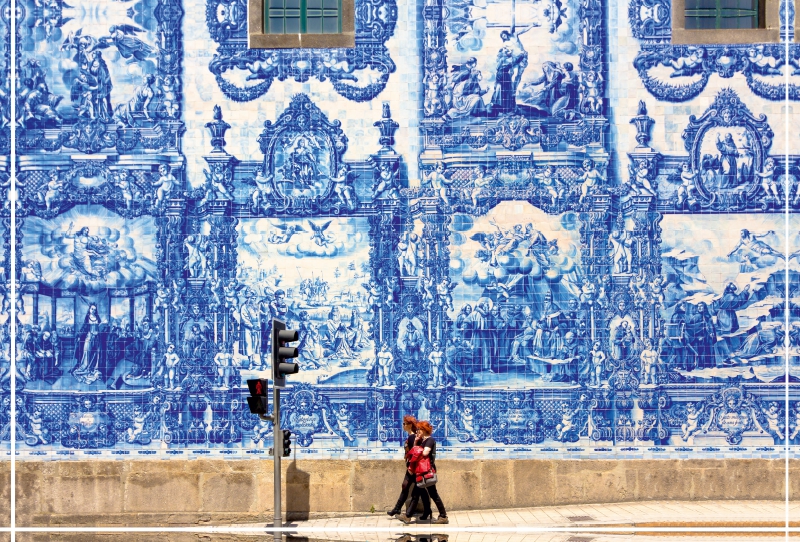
[727,240,744,258]
[422,437,433,457]
[527,72,546,86]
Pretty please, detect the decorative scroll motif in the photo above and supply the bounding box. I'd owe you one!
[637,390,671,443]
[628,0,670,41]
[17,163,176,218]
[244,94,357,216]
[61,396,122,448]
[632,44,800,103]
[491,392,545,444]
[629,0,799,102]
[633,91,790,213]
[673,386,783,445]
[205,0,397,102]
[406,155,612,217]
[678,89,773,210]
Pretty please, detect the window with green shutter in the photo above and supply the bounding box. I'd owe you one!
[684,0,762,29]
[265,0,343,34]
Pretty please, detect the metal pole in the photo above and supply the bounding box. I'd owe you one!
[273,386,282,542]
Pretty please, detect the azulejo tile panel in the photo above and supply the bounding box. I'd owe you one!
[1,0,797,461]
[629,0,799,102]
[205,0,397,103]
[0,0,10,451]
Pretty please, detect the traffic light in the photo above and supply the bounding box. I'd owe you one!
[246,378,269,415]
[282,429,292,457]
[272,318,299,388]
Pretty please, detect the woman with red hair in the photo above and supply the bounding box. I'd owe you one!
[397,420,448,524]
[387,415,419,517]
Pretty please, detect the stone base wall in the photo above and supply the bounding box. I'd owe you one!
[2,459,796,526]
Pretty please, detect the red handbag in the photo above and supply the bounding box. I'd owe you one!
[415,455,431,475]
[413,453,437,488]
[407,445,438,487]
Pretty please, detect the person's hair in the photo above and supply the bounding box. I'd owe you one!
[402,415,418,430]
[417,421,433,435]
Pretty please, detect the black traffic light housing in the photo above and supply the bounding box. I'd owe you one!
[246,378,269,415]
[272,318,299,388]
[282,429,292,457]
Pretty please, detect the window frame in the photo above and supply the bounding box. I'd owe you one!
[672,0,780,43]
[248,0,355,49]
[684,0,761,30]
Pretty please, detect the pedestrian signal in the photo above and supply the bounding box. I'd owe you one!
[246,378,269,415]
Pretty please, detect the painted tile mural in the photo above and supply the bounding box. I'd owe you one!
[0,0,9,449]
[1,0,797,460]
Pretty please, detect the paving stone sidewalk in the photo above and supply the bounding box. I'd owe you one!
[283,500,796,529]
[255,500,799,541]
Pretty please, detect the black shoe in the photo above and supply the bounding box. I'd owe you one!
[419,513,432,521]
[387,509,400,516]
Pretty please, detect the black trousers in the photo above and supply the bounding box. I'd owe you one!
[391,471,416,514]
[408,483,446,518]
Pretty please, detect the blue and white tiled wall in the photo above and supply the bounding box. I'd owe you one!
[2,0,799,460]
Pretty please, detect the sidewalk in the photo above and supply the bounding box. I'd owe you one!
[255,500,800,541]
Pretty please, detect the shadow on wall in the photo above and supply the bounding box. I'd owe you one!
[286,461,312,521]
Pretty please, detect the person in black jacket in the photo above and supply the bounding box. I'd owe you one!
[397,420,448,524]
[387,415,419,517]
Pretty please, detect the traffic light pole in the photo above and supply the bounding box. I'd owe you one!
[273,385,282,542]
[268,318,299,542]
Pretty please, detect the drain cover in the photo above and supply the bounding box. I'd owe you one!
[566,515,595,522]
